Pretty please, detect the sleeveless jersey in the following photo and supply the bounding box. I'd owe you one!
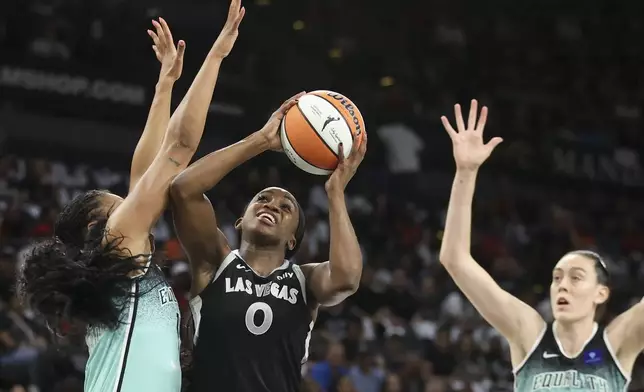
[188,250,314,392]
[514,322,630,392]
[85,263,182,392]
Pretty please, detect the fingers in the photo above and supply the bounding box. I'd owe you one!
[477,106,488,133]
[358,131,368,152]
[233,7,246,30]
[148,29,160,46]
[148,30,163,61]
[444,100,487,137]
[175,40,186,62]
[345,132,368,168]
[348,136,360,156]
[284,91,306,104]
[353,132,368,162]
[467,99,478,130]
[454,104,465,133]
[277,91,306,115]
[151,45,161,60]
[279,99,297,114]
[337,143,346,164]
[486,136,503,152]
[227,0,242,23]
[284,91,306,105]
[349,130,366,156]
[441,116,458,139]
[224,0,245,31]
[158,17,175,50]
[278,100,297,116]
[151,20,167,49]
[360,131,368,156]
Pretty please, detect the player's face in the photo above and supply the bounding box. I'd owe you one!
[241,187,299,248]
[550,254,608,323]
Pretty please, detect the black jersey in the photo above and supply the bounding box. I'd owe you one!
[188,250,314,392]
[513,322,629,391]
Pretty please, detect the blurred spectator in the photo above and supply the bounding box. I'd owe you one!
[348,351,384,392]
[377,123,425,175]
[309,342,349,392]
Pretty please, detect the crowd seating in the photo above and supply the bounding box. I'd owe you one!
[2,0,644,391]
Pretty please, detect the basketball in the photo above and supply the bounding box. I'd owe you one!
[280,90,366,175]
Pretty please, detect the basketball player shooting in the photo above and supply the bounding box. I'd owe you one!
[439,100,644,391]
[168,98,367,391]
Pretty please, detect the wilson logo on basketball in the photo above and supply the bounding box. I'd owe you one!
[327,92,363,136]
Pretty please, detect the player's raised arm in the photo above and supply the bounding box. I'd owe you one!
[606,295,644,374]
[439,100,544,363]
[170,93,304,295]
[129,18,184,193]
[300,136,367,307]
[129,18,185,192]
[106,0,245,254]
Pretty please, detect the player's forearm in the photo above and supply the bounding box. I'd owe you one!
[326,190,362,292]
[165,52,224,152]
[171,131,269,198]
[439,169,477,264]
[130,78,175,190]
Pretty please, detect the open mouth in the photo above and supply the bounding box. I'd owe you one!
[556,298,569,306]
[257,212,277,226]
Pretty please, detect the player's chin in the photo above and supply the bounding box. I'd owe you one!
[552,310,576,322]
[247,220,281,238]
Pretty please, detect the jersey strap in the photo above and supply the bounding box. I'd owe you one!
[189,251,238,345]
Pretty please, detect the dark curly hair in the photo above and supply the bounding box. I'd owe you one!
[54,190,107,248]
[17,190,148,334]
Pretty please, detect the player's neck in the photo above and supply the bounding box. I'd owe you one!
[238,242,286,276]
[553,318,597,357]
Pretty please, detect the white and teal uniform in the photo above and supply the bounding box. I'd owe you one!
[84,262,181,392]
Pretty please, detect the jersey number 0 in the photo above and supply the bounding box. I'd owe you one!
[245,302,274,335]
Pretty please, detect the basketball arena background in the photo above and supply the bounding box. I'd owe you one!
[1,1,644,391]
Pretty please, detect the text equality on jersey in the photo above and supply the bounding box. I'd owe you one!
[225,275,300,305]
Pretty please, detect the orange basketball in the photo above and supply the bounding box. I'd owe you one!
[280,90,366,175]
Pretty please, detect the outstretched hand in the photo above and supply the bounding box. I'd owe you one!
[258,91,307,151]
[325,132,368,194]
[441,99,502,171]
[211,0,246,59]
[148,17,185,82]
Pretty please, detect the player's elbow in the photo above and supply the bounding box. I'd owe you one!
[318,280,360,307]
[170,174,196,202]
[438,243,469,267]
[438,250,455,266]
[331,266,362,295]
[339,281,360,296]
[333,279,360,296]
[165,121,199,156]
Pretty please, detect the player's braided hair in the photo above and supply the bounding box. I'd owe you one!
[54,189,105,247]
[17,190,147,334]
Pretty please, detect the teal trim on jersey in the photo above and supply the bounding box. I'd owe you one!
[84,266,181,392]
